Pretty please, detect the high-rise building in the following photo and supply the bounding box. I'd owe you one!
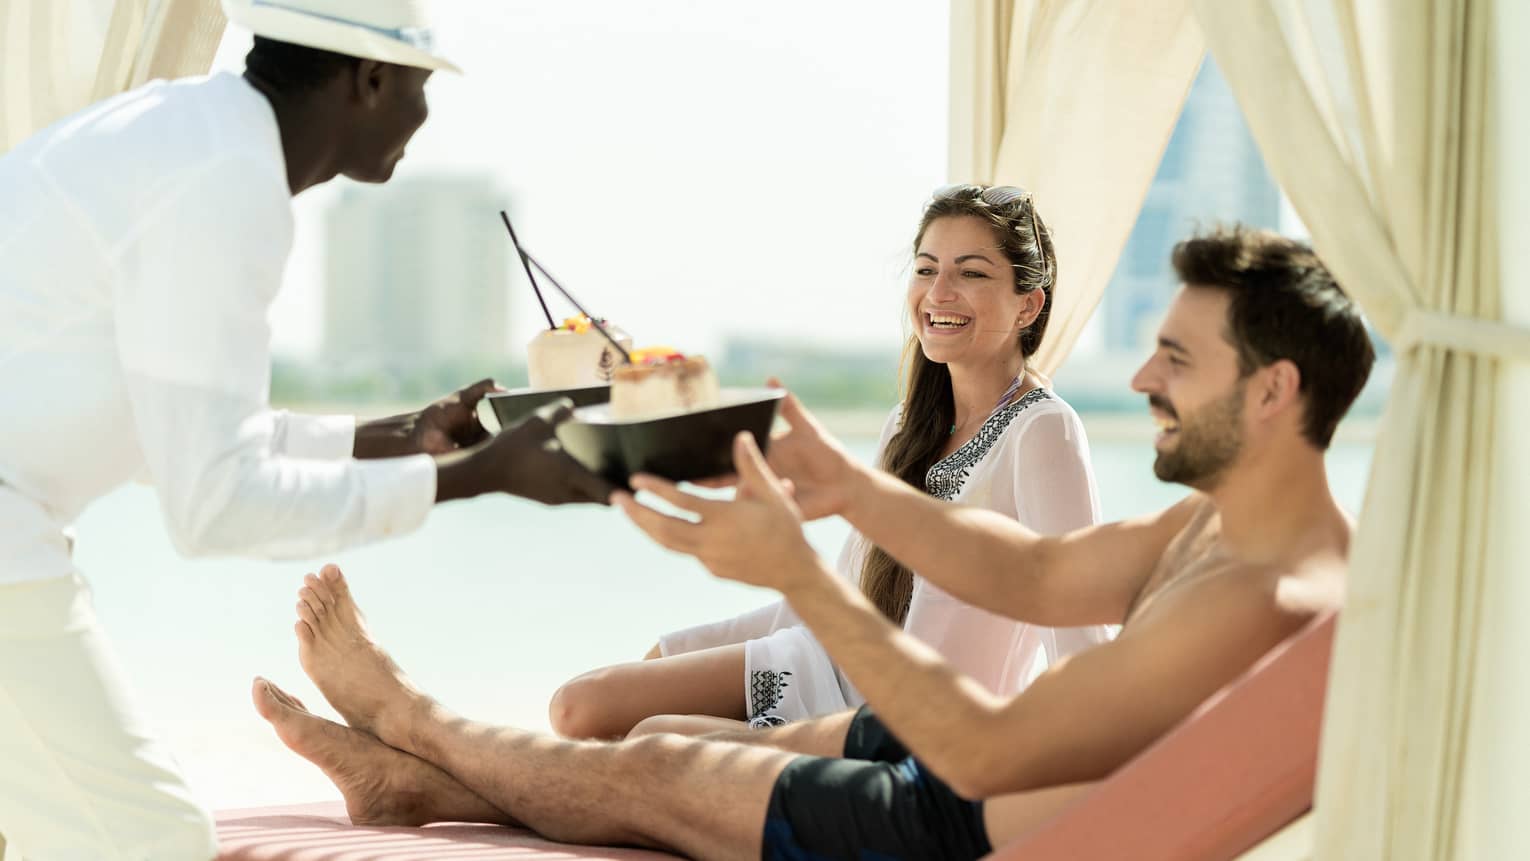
[322,175,512,368]
[1102,59,1283,354]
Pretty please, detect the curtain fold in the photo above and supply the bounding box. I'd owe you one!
[947,0,1205,376]
[0,0,226,154]
[1191,0,1529,857]
[1457,2,1530,858]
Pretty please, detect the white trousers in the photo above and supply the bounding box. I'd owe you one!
[0,573,216,860]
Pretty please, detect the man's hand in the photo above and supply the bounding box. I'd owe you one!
[435,400,617,506]
[355,378,502,459]
[763,383,864,521]
[615,432,827,593]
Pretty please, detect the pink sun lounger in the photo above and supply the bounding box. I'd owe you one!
[216,614,1335,860]
[989,612,1336,861]
[216,802,679,860]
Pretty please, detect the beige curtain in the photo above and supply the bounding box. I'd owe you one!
[948,0,1205,376]
[1191,1,1530,860]
[0,0,226,153]
[1456,1,1530,858]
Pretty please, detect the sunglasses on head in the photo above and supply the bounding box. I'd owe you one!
[932,184,1051,288]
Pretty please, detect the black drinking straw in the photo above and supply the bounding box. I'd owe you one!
[499,210,557,330]
[521,251,634,365]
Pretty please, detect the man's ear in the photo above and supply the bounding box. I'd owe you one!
[1255,359,1302,419]
[352,60,387,106]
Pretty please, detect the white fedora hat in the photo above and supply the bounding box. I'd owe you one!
[223,0,461,74]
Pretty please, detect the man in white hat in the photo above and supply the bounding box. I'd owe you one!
[0,2,613,857]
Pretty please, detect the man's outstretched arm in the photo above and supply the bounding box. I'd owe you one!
[776,554,1322,798]
[618,433,1325,799]
[764,392,1195,626]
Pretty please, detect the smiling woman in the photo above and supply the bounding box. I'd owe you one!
[545,185,1111,740]
[874,183,1058,619]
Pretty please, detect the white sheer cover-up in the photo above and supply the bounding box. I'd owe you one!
[658,388,1113,723]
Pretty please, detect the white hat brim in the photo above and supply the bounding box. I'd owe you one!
[225,1,462,74]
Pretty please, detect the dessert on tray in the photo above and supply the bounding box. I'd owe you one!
[526,315,634,389]
[608,346,721,420]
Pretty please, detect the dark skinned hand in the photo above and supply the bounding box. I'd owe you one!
[435,399,618,506]
[354,378,502,459]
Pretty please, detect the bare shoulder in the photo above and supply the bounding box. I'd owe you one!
[1144,491,1213,539]
[1122,547,1344,663]
[1089,553,1339,747]
[1028,493,1210,625]
[975,526,1345,797]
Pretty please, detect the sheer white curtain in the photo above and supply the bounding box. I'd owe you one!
[1190,1,1530,859]
[0,0,225,153]
[947,0,1205,376]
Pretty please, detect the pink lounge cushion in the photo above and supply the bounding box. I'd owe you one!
[987,612,1338,861]
[216,801,679,860]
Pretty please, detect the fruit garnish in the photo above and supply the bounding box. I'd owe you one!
[629,346,686,365]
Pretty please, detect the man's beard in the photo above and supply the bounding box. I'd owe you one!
[1153,382,1247,488]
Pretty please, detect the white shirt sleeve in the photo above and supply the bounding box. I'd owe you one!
[1007,407,1102,537]
[112,154,435,559]
[1005,407,1114,658]
[271,411,357,460]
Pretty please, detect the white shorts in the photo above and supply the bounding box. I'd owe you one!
[744,624,863,726]
[0,570,216,860]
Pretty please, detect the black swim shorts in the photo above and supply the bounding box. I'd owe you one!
[760,706,993,861]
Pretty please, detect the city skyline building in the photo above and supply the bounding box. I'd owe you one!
[1100,58,1283,355]
[322,174,513,369]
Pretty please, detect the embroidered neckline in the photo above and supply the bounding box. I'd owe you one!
[925,388,1053,501]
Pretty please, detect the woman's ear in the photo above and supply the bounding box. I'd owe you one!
[1016,289,1045,330]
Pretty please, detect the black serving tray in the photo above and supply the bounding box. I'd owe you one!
[557,388,786,485]
[486,385,611,431]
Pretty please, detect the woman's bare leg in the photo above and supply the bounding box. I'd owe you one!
[548,644,747,738]
[627,714,748,738]
[630,709,859,761]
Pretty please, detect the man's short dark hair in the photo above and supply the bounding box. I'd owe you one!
[1172,225,1375,449]
[245,36,362,94]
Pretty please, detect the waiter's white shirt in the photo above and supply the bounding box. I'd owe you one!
[0,71,435,584]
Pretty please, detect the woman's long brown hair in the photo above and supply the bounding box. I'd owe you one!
[859,187,1057,624]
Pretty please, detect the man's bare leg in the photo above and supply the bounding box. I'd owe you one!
[295,565,794,859]
[251,676,513,827]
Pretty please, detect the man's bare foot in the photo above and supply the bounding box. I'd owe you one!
[252,677,510,827]
[294,563,426,747]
